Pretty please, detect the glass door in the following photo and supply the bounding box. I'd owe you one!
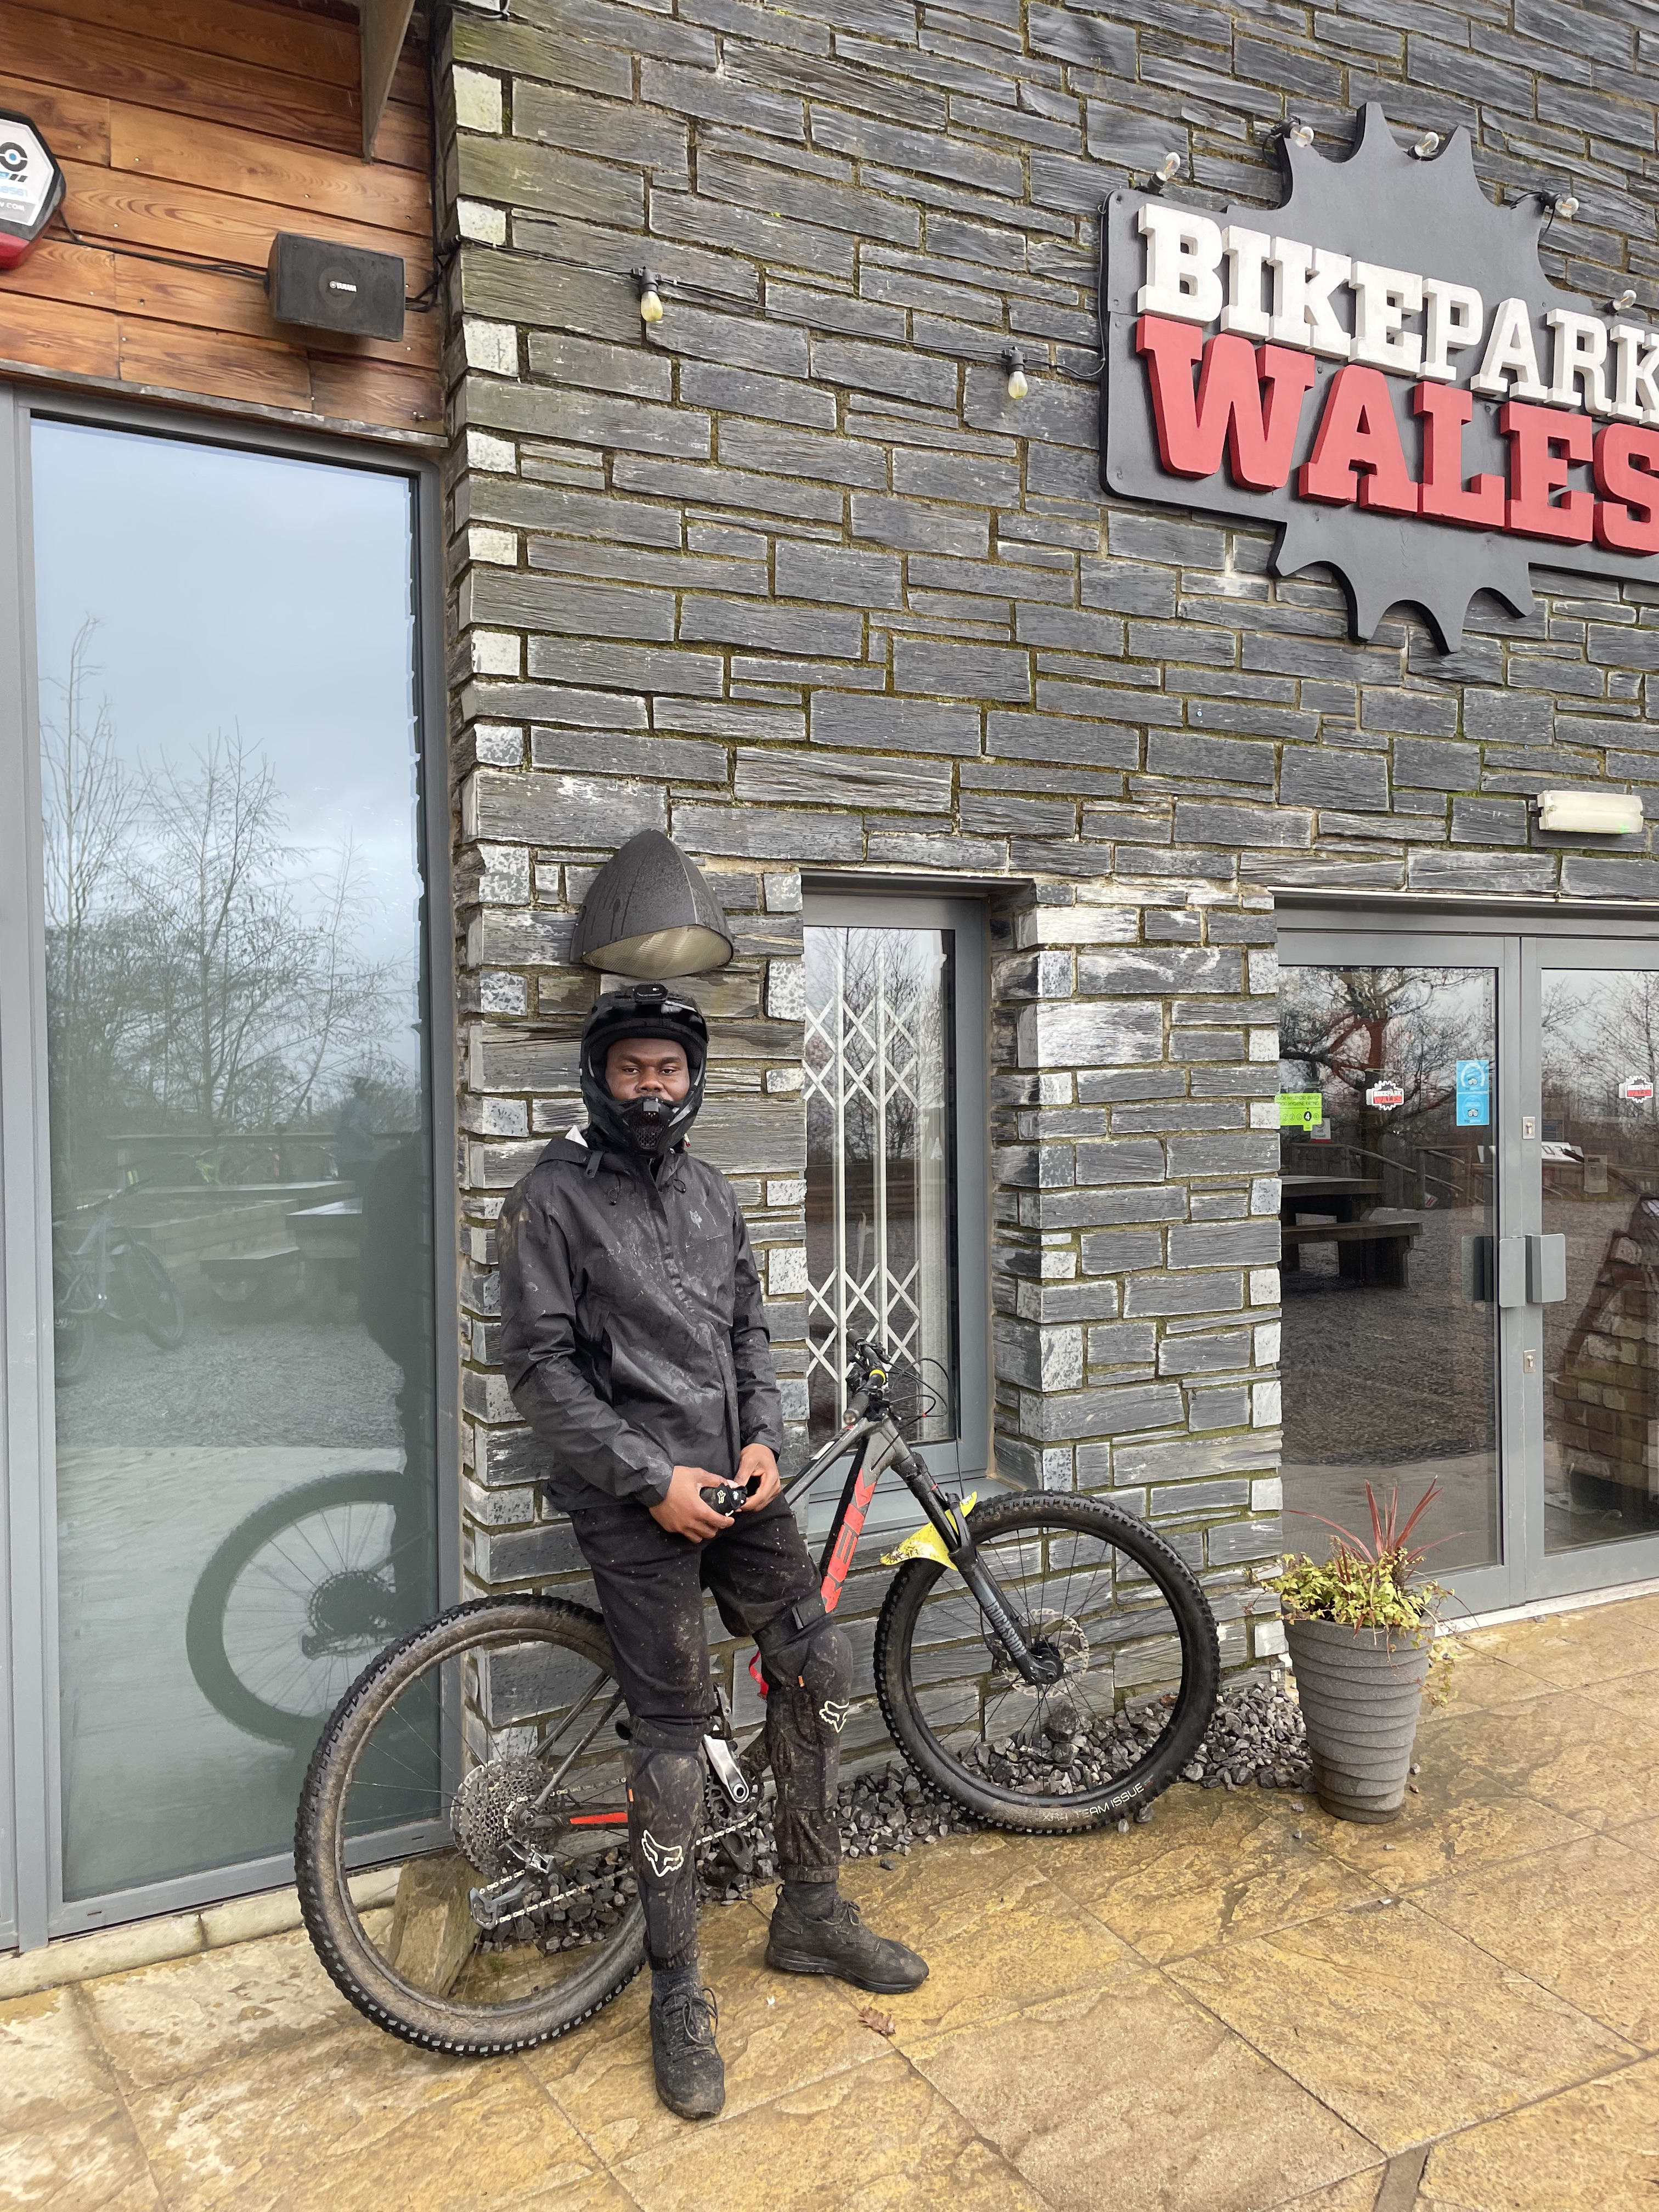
[1529,944,1659,1596]
[1280,913,1659,1613]
[1277,933,1518,1613]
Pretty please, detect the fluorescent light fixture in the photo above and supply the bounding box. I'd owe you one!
[1536,789,1645,836]
[572,830,735,979]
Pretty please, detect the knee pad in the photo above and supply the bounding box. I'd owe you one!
[757,1596,853,1741]
[627,1745,702,1970]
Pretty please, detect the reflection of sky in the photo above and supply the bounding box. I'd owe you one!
[30,422,422,1028]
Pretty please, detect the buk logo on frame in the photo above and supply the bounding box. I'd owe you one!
[1097,104,1659,650]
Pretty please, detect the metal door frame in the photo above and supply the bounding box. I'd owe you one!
[0,386,457,1951]
[1279,904,1659,1616]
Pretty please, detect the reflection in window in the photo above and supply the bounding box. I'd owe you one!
[1541,970,1659,1551]
[803,927,957,1446]
[32,421,435,1903]
[1278,964,1499,1573]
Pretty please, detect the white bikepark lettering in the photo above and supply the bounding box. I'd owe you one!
[1136,201,1656,423]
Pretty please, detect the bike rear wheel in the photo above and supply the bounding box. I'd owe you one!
[187,1468,432,1746]
[873,1495,1218,1832]
[119,1239,185,1350]
[297,1597,654,2055]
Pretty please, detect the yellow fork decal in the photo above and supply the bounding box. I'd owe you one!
[880,1492,977,1569]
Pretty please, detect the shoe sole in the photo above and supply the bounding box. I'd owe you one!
[659,2094,725,2121]
[765,1945,928,1995]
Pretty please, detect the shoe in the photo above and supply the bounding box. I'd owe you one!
[765,1891,929,1994]
[649,1978,725,2120]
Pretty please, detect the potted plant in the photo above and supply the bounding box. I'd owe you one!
[1272,1483,1450,1825]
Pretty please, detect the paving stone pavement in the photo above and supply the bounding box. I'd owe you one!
[7,1594,1659,2211]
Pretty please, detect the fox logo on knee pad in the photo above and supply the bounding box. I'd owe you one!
[640,1831,686,1878]
[818,1699,851,1734]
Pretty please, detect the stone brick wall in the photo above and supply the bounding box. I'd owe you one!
[436,0,1659,1706]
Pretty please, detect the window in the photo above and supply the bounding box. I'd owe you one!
[2,403,447,1939]
[802,894,988,1482]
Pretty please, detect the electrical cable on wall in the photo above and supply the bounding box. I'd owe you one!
[46,208,446,311]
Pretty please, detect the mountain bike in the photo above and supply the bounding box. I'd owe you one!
[295,1340,1219,2056]
[53,1188,186,1381]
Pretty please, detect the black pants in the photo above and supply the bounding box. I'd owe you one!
[569,1492,852,1967]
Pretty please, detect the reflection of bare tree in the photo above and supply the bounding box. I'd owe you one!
[1542,974,1659,1137]
[41,623,145,1185]
[1280,967,1470,1135]
[41,631,402,1189]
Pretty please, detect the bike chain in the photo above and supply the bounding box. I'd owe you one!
[473,1805,765,1950]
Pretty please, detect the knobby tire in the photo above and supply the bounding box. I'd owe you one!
[873,1494,1220,1833]
[295,1596,646,2057]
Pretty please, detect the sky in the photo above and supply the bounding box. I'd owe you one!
[30,419,425,1066]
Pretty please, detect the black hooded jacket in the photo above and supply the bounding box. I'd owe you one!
[496,1131,783,1511]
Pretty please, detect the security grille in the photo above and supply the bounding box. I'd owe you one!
[803,924,956,1442]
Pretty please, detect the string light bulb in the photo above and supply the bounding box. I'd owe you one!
[1549,190,1579,219]
[1412,131,1441,158]
[1285,120,1314,148]
[1613,286,1639,312]
[1003,345,1028,401]
[635,267,664,324]
[1155,151,1183,183]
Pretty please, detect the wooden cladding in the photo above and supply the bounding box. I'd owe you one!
[0,0,442,439]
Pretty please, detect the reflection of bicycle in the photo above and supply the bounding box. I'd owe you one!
[52,1190,185,1381]
[295,1340,1219,2056]
[186,1468,435,1746]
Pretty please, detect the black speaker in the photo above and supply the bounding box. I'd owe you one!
[266,233,405,340]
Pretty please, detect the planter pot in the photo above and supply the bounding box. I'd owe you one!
[1284,1616,1433,1824]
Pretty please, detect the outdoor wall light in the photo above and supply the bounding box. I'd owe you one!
[1536,790,1645,836]
[1613,286,1639,311]
[1003,345,1028,400]
[572,829,735,980]
[634,267,664,325]
[1155,151,1183,183]
[1412,131,1442,158]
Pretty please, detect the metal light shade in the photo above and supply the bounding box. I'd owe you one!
[572,830,735,979]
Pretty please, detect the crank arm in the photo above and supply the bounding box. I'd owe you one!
[704,1734,752,1806]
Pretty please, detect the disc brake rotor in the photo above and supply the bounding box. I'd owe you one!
[984,1607,1092,1741]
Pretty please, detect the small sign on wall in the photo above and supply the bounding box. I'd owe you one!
[1621,1075,1655,1104]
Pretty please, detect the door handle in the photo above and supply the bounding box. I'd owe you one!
[1497,1235,1527,1308]
[1527,1233,1567,1304]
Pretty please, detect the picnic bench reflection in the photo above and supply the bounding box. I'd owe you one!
[1280,1174,1425,1289]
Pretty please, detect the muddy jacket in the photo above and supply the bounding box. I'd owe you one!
[497,1131,782,1511]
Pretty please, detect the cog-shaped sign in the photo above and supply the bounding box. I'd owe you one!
[0,112,65,273]
[1099,105,1659,650]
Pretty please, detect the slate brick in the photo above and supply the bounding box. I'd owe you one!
[896,641,1031,701]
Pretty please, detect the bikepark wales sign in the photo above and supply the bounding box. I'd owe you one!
[1099,105,1659,650]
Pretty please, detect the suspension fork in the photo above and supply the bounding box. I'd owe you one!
[889,1434,1061,1689]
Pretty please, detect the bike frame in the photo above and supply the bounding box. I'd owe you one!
[771,1383,1051,1688]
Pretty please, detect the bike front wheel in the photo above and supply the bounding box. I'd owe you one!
[873,1494,1218,1832]
[296,1596,653,2056]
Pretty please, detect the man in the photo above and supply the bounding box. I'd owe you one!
[497,981,927,2122]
